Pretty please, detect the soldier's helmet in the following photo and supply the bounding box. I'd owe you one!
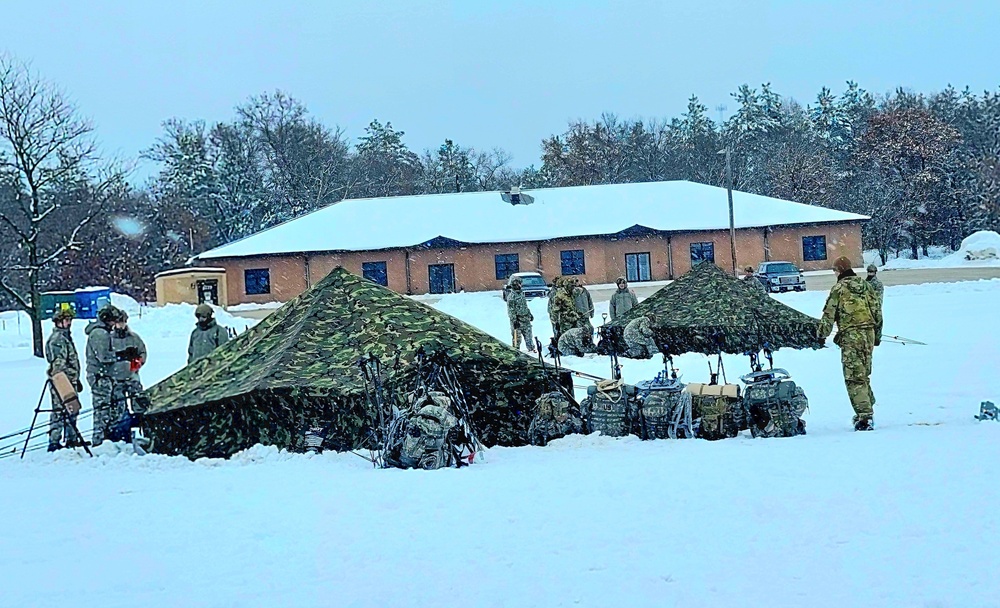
[866,264,878,274]
[97,305,119,325]
[833,256,853,274]
[52,308,76,323]
[195,303,214,318]
[744,266,754,273]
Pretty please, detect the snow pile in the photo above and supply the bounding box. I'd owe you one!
[227,301,284,312]
[866,231,1000,269]
[0,311,32,349]
[957,230,1000,260]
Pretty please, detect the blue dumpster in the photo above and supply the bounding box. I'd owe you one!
[74,287,112,320]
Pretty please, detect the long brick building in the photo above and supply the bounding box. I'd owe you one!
[189,180,868,306]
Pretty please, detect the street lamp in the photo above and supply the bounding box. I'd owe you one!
[717,146,737,275]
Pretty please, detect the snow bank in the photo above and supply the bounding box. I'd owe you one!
[865,231,1000,269]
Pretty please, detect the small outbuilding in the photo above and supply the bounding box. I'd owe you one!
[154,267,228,307]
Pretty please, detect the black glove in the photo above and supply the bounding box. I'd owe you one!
[116,346,142,361]
[874,336,881,347]
[74,380,84,393]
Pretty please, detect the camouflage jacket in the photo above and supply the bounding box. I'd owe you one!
[867,276,884,302]
[551,288,581,330]
[818,273,883,340]
[505,287,533,323]
[87,322,147,382]
[623,316,658,357]
[744,275,767,294]
[110,327,147,381]
[45,327,80,384]
[188,319,230,364]
[573,286,594,318]
[609,288,638,320]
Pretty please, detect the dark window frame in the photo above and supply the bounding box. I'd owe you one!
[560,249,586,275]
[244,268,271,295]
[625,252,652,282]
[362,261,388,286]
[690,242,715,265]
[494,253,520,281]
[802,235,828,262]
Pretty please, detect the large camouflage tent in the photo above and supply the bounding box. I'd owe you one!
[600,262,823,357]
[142,268,554,459]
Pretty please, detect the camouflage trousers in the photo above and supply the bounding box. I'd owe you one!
[47,388,80,449]
[837,328,876,421]
[510,317,534,351]
[90,378,143,446]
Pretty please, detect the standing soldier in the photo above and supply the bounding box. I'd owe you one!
[547,277,562,337]
[818,256,883,431]
[609,277,639,321]
[866,264,884,304]
[188,303,230,364]
[743,266,767,294]
[505,277,535,353]
[86,306,147,446]
[46,308,82,451]
[571,278,595,327]
[550,279,582,340]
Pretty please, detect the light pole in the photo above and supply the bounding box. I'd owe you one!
[718,146,737,275]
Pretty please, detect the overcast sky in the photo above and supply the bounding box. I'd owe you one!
[4,0,998,182]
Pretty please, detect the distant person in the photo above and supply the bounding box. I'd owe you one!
[571,278,595,327]
[609,277,639,321]
[547,277,562,336]
[743,266,767,294]
[505,277,535,353]
[86,306,147,446]
[188,303,230,364]
[866,264,884,304]
[550,279,582,340]
[623,313,659,359]
[817,256,883,431]
[45,308,82,451]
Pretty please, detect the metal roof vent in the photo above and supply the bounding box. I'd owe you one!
[501,186,534,206]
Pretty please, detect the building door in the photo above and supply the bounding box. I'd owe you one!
[625,253,651,282]
[428,264,455,294]
[197,279,220,305]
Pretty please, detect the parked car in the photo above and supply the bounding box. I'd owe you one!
[755,261,806,293]
[502,272,549,300]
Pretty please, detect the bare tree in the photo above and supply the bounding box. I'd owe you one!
[0,55,126,357]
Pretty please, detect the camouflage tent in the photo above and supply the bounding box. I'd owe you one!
[142,268,553,459]
[599,262,823,358]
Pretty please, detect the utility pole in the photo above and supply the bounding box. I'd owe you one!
[724,147,737,275]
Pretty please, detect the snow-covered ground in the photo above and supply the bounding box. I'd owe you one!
[1,281,999,607]
[865,230,1000,270]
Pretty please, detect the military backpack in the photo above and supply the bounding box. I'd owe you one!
[581,380,637,438]
[635,379,693,440]
[687,383,744,441]
[529,391,583,446]
[741,370,808,438]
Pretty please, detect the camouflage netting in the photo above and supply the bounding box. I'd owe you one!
[599,262,823,358]
[142,268,553,459]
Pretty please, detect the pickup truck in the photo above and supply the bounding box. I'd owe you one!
[755,261,806,293]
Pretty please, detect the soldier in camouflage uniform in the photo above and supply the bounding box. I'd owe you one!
[623,314,659,358]
[557,321,596,357]
[866,264,884,305]
[818,256,883,431]
[609,277,639,321]
[188,303,230,364]
[550,279,582,340]
[547,277,561,337]
[505,277,535,353]
[743,266,767,295]
[86,306,148,445]
[45,308,83,451]
[571,278,595,327]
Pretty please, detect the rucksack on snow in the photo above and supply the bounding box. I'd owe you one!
[686,383,744,440]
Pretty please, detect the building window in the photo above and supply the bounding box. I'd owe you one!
[495,253,519,280]
[803,235,828,262]
[625,253,652,282]
[244,268,271,295]
[560,249,585,275]
[362,261,388,286]
[690,242,715,265]
[428,264,456,294]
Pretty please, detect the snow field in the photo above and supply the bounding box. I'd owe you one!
[1,280,998,607]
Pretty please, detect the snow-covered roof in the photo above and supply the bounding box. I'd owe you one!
[194,180,869,260]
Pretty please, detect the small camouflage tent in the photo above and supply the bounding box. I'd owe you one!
[600,262,823,357]
[142,268,553,459]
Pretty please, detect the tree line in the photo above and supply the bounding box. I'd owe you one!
[2,52,999,355]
